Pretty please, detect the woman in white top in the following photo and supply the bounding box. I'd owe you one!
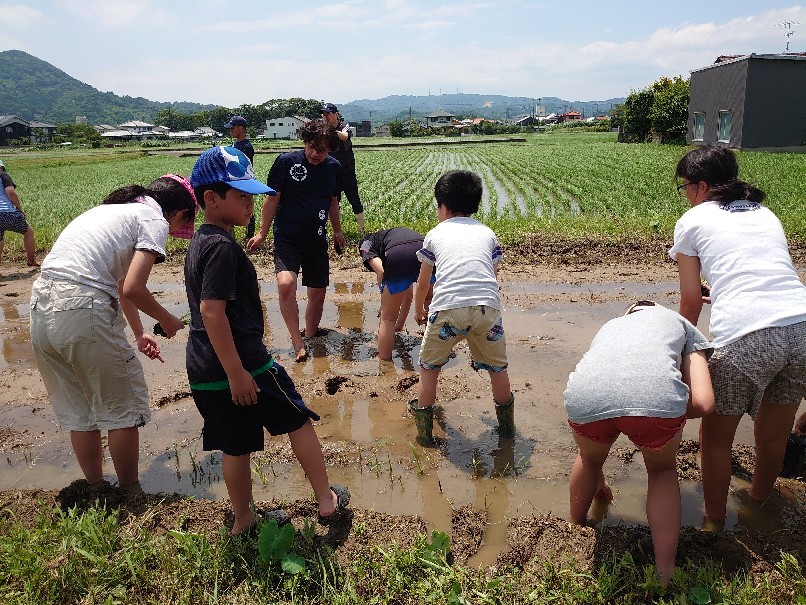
[669,145,806,530]
[30,175,197,493]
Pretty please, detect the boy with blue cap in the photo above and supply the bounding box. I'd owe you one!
[187,146,348,535]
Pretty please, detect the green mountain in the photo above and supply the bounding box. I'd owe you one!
[0,50,216,125]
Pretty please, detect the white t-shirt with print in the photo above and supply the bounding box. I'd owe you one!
[669,200,806,347]
[416,216,502,312]
[41,199,168,298]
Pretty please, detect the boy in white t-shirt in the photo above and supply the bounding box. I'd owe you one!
[410,170,512,445]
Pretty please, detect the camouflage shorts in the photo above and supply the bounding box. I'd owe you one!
[709,321,806,419]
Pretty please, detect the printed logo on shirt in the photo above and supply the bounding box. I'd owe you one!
[290,164,307,182]
[318,209,326,221]
[719,201,760,213]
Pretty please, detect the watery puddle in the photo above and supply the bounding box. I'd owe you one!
[1,279,803,563]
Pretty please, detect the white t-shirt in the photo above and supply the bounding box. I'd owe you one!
[669,200,806,347]
[41,199,168,298]
[416,216,502,312]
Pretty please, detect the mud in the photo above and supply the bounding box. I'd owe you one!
[1,252,804,578]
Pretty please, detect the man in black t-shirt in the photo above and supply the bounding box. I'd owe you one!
[246,119,345,362]
[225,115,257,239]
[321,103,364,234]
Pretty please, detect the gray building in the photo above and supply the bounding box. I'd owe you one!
[687,53,806,149]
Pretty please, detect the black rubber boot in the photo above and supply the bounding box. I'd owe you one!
[409,398,435,446]
[495,392,515,438]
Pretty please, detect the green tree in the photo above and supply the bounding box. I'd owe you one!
[649,76,689,144]
[388,120,403,137]
[54,123,101,145]
[622,88,654,142]
[609,103,625,129]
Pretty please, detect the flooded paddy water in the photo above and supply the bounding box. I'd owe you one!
[1,260,804,570]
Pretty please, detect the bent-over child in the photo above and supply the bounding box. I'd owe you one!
[359,227,431,361]
[411,170,513,445]
[187,146,348,536]
[563,301,715,586]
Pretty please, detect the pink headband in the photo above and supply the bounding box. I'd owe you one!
[162,174,198,240]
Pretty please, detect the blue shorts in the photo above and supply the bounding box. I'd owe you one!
[0,210,30,240]
[191,360,319,456]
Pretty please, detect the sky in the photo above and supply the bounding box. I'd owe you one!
[1,1,803,107]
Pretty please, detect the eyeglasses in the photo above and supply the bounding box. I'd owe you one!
[676,182,694,194]
[624,300,657,315]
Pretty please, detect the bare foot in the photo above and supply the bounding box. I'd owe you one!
[701,515,725,532]
[27,260,40,267]
[595,482,614,502]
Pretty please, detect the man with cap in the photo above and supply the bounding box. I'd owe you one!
[321,103,365,234]
[0,158,38,266]
[224,115,257,239]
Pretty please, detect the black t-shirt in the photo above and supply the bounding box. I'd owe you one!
[1,172,15,189]
[184,224,271,385]
[359,227,424,280]
[233,138,255,164]
[330,120,355,169]
[267,150,343,241]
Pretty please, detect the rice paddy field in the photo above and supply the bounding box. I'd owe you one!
[2,132,804,257]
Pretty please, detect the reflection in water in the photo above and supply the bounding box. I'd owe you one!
[0,301,35,370]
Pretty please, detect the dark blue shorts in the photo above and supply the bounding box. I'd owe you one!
[0,210,30,240]
[274,237,329,288]
[191,362,319,456]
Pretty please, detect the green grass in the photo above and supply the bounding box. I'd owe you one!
[1,501,803,604]
[1,133,804,259]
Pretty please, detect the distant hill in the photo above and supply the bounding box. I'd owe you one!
[339,93,626,124]
[0,50,216,124]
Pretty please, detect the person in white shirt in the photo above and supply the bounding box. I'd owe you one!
[669,144,806,530]
[30,175,197,494]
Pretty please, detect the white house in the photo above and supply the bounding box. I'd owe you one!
[119,120,154,134]
[263,116,306,139]
[425,110,456,128]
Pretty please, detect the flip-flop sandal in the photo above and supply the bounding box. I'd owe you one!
[318,484,350,526]
[233,508,291,540]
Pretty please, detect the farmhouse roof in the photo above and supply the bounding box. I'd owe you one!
[101,130,135,138]
[426,110,456,118]
[119,120,154,128]
[0,115,30,127]
[30,121,56,128]
[695,52,806,72]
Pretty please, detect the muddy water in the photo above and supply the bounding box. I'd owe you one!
[2,278,803,566]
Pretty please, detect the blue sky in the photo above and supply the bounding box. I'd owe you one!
[1,1,803,107]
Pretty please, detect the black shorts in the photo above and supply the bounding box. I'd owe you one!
[274,237,329,288]
[191,362,319,456]
[0,210,30,240]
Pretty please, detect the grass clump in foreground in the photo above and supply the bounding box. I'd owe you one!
[1,500,804,604]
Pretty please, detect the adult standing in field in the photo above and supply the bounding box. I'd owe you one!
[29,175,197,493]
[0,158,39,267]
[321,103,365,234]
[246,118,345,362]
[670,144,806,531]
[224,115,257,240]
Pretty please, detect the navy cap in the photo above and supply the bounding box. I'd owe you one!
[321,103,338,114]
[224,115,247,128]
[190,146,276,195]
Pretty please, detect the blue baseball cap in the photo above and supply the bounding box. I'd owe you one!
[190,146,275,195]
[321,102,338,114]
[224,115,247,128]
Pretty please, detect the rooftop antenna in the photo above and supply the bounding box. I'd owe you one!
[776,20,799,52]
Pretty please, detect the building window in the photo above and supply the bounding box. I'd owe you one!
[718,110,732,143]
[269,122,275,126]
[693,113,706,141]
[278,122,283,126]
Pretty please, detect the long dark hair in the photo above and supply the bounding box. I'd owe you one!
[101,177,196,222]
[675,145,765,204]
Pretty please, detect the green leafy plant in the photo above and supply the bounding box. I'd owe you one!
[258,520,305,575]
[417,530,451,571]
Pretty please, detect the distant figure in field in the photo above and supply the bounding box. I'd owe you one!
[563,301,714,587]
[30,174,197,493]
[246,118,345,362]
[321,102,365,234]
[410,170,514,445]
[224,115,257,240]
[0,158,38,266]
[359,227,431,360]
[670,144,806,532]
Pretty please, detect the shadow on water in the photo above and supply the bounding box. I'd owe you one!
[2,278,803,564]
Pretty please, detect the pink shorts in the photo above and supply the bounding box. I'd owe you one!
[568,415,686,450]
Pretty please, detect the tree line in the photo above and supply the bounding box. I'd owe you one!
[610,76,690,144]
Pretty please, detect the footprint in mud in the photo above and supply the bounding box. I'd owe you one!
[395,375,419,392]
[325,376,353,395]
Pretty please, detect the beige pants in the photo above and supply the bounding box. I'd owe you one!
[419,305,508,371]
[30,278,150,431]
